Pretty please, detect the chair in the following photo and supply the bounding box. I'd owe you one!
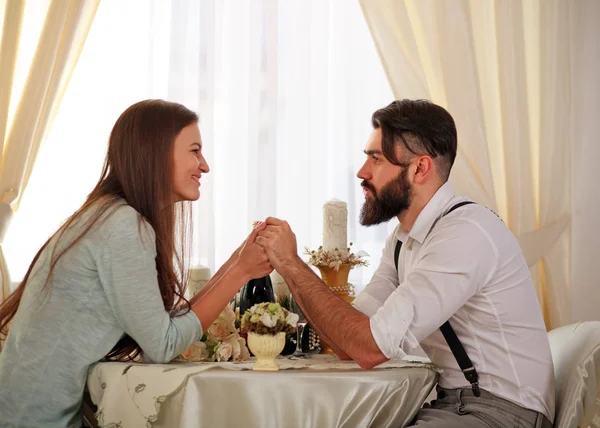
[548,321,600,428]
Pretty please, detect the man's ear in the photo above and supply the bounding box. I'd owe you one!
[412,155,435,184]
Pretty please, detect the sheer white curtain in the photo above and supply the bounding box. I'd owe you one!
[360,0,582,329]
[4,0,394,291]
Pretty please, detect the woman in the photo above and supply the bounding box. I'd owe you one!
[0,100,272,427]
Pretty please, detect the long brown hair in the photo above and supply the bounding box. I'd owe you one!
[0,99,198,360]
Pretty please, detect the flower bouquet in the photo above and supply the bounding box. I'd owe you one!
[304,242,369,271]
[241,302,298,336]
[241,302,298,371]
[178,303,250,362]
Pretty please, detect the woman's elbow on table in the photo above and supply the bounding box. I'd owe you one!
[140,336,186,363]
[141,348,174,364]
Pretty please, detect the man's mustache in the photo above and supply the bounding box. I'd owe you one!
[361,180,375,194]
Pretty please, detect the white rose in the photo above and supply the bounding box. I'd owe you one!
[260,313,277,328]
[215,341,233,361]
[285,312,299,327]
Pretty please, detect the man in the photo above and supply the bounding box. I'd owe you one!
[256,99,554,427]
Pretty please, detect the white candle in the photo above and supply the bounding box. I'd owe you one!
[270,270,290,297]
[188,265,212,297]
[323,199,348,251]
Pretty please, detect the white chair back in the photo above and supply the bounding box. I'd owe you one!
[548,321,600,428]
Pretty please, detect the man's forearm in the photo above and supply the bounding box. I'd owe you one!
[279,256,387,368]
[286,268,351,360]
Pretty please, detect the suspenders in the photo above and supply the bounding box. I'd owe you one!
[394,200,481,397]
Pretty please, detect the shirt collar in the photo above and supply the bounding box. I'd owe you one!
[402,182,455,244]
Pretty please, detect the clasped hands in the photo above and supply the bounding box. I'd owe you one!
[236,217,299,280]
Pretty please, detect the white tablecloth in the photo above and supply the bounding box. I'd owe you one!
[88,355,439,428]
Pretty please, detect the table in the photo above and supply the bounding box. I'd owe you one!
[87,355,438,428]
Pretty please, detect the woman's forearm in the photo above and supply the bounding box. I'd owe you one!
[189,262,249,331]
[189,254,237,304]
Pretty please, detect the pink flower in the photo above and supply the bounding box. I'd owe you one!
[216,303,236,325]
[207,304,237,341]
[178,304,250,363]
[214,333,251,362]
[179,341,210,362]
[215,341,233,361]
[207,322,230,341]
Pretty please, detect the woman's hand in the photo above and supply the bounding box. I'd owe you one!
[255,217,299,272]
[234,222,273,281]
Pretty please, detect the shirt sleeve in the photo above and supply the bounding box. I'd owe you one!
[353,226,402,317]
[96,207,202,363]
[370,218,499,359]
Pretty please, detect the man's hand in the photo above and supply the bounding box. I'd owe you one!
[255,217,299,271]
[234,222,273,281]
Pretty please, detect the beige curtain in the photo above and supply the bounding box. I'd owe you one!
[0,0,100,301]
[360,0,573,329]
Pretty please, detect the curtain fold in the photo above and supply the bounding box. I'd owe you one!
[360,0,574,328]
[0,0,100,301]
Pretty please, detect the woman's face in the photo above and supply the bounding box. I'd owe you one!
[172,123,210,202]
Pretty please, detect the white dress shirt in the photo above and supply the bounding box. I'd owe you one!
[353,183,555,421]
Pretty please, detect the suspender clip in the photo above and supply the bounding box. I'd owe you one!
[462,367,481,397]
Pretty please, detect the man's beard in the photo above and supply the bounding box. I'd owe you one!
[359,168,412,226]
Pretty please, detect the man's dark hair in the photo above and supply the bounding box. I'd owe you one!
[371,99,457,181]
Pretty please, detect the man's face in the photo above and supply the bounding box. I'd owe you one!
[357,128,413,226]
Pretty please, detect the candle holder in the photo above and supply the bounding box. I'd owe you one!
[317,263,354,354]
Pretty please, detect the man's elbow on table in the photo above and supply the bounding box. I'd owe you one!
[351,346,389,370]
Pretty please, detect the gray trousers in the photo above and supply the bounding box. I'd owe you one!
[409,386,553,428]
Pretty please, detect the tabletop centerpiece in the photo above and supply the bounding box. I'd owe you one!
[241,302,298,371]
[304,199,369,353]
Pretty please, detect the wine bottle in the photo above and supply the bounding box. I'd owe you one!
[239,275,275,318]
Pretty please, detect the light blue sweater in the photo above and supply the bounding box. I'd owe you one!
[0,203,202,427]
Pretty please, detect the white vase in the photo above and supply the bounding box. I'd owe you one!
[247,332,286,371]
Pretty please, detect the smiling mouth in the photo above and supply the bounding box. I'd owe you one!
[191,175,201,186]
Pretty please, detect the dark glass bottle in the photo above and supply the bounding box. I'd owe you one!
[239,275,275,318]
